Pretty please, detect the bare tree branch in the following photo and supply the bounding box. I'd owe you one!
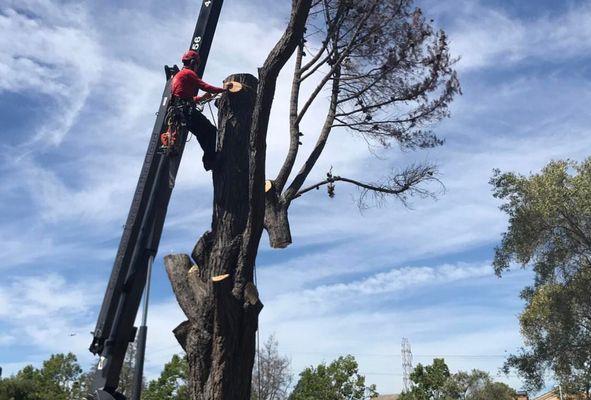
[294,164,442,209]
[251,335,292,400]
[239,0,313,270]
[263,0,460,248]
[295,3,377,124]
[300,23,331,73]
[274,43,305,192]
[299,51,331,81]
[284,41,342,202]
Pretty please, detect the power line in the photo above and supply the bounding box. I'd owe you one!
[277,350,507,359]
[147,344,508,359]
[360,371,524,378]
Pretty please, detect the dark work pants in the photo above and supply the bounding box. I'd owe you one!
[186,109,217,168]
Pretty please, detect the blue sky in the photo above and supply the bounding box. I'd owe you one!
[2,0,591,395]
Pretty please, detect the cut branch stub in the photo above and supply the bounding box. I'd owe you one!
[164,254,199,321]
[263,182,292,248]
[265,180,273,193]
[227,81,243,93]
[212,274,230,283]
[173,320,191,352]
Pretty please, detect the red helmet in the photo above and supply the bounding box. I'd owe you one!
[181,50,200,63]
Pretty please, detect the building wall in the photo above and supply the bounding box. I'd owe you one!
[534,389,587,400]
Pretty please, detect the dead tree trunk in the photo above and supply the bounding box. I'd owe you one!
[163,1,312,397]
[165,73,263,400]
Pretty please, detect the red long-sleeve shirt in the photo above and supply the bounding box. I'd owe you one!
[171,68,224,102]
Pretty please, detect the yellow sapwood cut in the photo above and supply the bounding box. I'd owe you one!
[212,274,230,282]
[228,81,243,93]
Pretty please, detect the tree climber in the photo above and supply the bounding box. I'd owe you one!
[168,49,232,170]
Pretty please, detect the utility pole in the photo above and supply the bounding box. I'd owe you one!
[401,338,413,393]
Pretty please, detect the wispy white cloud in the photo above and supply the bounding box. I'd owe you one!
[326,263,491,295]
[430,0,591,71]
[264,262,493,323]
[0,274,101,361]
[0,3,102,146]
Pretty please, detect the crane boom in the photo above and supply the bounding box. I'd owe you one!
[89,2,224,399]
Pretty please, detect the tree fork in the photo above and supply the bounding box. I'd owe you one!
[165,73,263,400]
[264,183,292,249]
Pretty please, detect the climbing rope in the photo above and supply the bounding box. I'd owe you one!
[196,93,222,129]
[197,80,247,129]
[207,101,218,129]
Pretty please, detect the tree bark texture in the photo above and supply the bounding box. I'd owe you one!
[165,73,263,400]
[264,184,292,249]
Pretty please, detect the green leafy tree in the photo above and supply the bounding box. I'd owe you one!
[443,370,515,400]
[142,354,189,400]
[289,355,377,400]
[491,159,591,398]
[400,359,515,400]
[0,374,41,400]
[442,370,488,400]
[399,358,450,400]
[0,353,84,400]
[469,381,515,400]
[39,353,83,399]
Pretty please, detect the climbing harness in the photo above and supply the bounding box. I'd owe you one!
[160,99,189,155]
[160,99,195,188]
